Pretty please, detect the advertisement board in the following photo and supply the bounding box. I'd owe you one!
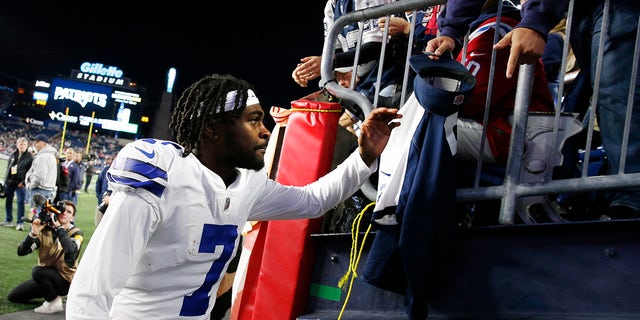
[48,77,142,135]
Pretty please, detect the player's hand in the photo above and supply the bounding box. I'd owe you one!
[358,108,402,166]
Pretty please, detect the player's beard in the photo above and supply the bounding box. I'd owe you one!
[224,138,265,171]
[235,150,264,171]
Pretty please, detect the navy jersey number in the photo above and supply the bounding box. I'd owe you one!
[180,224,238,316]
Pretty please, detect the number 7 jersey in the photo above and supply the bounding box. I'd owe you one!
[66,138,374,319]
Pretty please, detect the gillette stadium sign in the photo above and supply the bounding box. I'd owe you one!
[71,62,131,87]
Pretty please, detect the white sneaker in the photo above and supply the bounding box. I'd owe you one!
[34,296,64,314]
[15,223,24,231]
[0,221,14,227]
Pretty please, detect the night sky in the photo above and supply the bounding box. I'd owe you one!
[0,2,328,129]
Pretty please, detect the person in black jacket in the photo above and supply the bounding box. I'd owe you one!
[83,159,95,193]
[1,137,34,231]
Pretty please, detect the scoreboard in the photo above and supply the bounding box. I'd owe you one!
[48,78,142,135]
[38,62,144,138]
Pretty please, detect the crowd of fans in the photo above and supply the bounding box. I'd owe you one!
[0,116,124,171]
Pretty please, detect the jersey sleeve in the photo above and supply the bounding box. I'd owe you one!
[249,150,376,221]
[437,0,486,41]
[107,139,184,200]
[66,187,160,319]
[519,0,568,39]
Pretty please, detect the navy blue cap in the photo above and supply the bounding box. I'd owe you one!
[409,53,476,116]
[34,134,49,143]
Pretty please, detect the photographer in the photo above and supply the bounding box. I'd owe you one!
[7,199,84,314]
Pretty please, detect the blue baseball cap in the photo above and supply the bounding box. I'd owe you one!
[409,52,476,116]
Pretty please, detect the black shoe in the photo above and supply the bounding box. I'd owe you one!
[608,205,640,220]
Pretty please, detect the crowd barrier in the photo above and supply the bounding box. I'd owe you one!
[319,0,640,226]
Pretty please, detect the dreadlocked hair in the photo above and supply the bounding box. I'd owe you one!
[170,74,256,156]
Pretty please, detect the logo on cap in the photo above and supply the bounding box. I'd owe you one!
[453,94,466,105]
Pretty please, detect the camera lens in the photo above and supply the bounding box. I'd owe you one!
[97,202,108,213]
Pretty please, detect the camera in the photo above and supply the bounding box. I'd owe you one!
[26,194,64,225]
[34,202,65,225]
[97,201,109,214]
[0,182,5,198]
[97,190,112,214]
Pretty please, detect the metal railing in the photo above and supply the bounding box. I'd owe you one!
[320,0,640,225]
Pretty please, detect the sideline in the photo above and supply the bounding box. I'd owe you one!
[0,309,65,319]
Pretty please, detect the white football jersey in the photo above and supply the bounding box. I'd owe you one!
[323,0,395,52]
[66,138,374,319]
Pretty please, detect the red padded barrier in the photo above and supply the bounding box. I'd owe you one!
[234,97,342,320]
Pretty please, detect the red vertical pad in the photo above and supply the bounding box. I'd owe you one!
[236,98,342,320]
[276,99,342,183]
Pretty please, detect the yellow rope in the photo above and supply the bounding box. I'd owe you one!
[289,108,342,113]
[337,201,375,320]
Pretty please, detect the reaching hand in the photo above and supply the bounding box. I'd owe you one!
[494,27,546,78]
[358,108,402,166]
[424,36,456,60]
[292,56,322,87]
[378,16,410,36]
